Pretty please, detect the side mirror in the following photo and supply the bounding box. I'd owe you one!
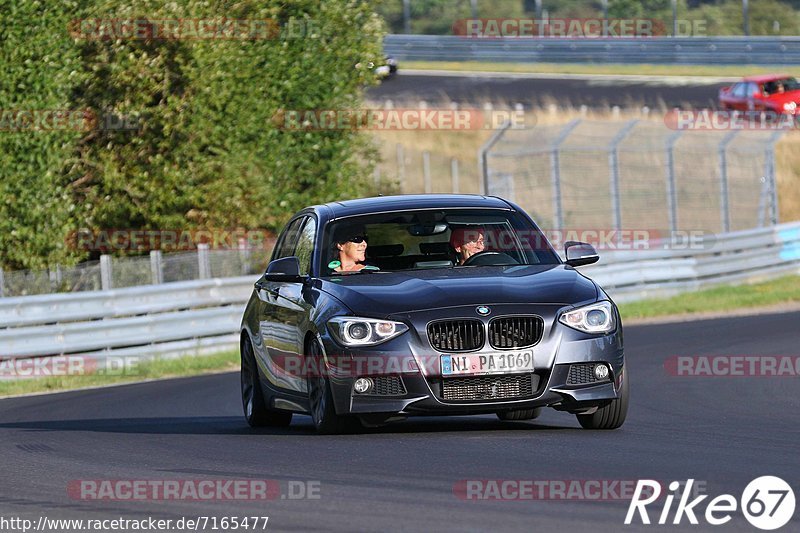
[255,257,306,287]
[565,241,599,267]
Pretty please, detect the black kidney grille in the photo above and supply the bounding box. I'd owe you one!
[428,319,484,352]
[488,316,544,349]
[442,373,535,401]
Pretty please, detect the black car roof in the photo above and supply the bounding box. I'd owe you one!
[316,194,512,219]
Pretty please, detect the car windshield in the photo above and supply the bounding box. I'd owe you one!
[321,209,560,275]
[762,77,800,95]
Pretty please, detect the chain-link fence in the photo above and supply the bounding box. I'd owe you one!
[0,246,272,298]
[481,119,784,234]
[376,143,481,195]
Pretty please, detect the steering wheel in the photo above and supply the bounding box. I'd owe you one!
[461,251,519,267]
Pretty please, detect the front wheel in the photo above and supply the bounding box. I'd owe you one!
[576,369,629,430]
[241,337,292,428]
[307,339,360,435]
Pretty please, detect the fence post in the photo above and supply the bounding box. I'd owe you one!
[478,120,512,196]
[396,143,405,193]
[150,250,163,284]
[550,119,582,230]
[764,130,784,225]
[100,254,113,290]
[665,130,683,234]
[0,268,4,298]
[718,131,740,233]
[608,120,639,236]
[423,150,432,193]
[198,243,211,279]
[450,158,460,193]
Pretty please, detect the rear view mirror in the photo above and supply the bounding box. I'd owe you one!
[407,223,448,236]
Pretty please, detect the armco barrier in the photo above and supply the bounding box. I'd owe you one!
[384,35,800,65]
[584,222,800,301]
[1,222,799,374]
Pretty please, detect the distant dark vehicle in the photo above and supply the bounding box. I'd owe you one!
[240,195,628,434]
[719,74,799,115]
[374,55,398,79]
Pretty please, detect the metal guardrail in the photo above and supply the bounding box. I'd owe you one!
[584,222,800,302]
[0,276,254,360]
[1,222,799,373]
[384,35,800,65]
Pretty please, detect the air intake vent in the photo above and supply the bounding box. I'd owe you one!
[488,316,544,349]
[367,376,406,396]
[566,363,610,385]
[441,373,536,401]
[428,319,485,352]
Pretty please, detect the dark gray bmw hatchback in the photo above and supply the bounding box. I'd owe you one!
[240,194,628,434]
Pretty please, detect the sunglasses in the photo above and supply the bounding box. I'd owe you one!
[346,235,368,244]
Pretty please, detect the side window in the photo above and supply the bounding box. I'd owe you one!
[748,83,760,97]
[294,217,317,276]
[272,217,305,261]
[732,83,746,98]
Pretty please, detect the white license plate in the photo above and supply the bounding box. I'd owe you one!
[441,350,534,376]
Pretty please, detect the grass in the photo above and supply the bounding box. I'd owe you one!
[618,275,800,320]
[0,350,239,398]
[402,61,798,78]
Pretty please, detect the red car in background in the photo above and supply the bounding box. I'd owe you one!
[719,74,799,115]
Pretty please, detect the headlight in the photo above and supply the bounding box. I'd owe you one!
[783,102,797,112]
[327,317,408,346]
[558,301,616,334]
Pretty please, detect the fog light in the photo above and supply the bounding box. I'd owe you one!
[353,377,374,394]
[594,364,610,380]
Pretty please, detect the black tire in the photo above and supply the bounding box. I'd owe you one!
[497,408,542,421]
[576,370,629,430]
[241,337,292,428]
[306,339,360,435]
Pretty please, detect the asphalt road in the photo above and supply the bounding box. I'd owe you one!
[366,72,726,109]
[1,311,799,532]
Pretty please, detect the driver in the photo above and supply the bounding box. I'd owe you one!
[450,226,485,265]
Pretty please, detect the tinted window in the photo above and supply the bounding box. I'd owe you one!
[731,83,746,98]
[294,217,317,276]
[272,217,305,261]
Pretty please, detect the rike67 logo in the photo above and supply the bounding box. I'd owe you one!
[626,477,795,530]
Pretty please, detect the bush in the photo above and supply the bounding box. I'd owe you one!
[1,0,384,269]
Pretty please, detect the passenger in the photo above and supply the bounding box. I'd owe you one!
[329,227,371,272]
[450,226,485,265]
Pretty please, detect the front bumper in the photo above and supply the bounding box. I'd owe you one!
[318,303,625,417]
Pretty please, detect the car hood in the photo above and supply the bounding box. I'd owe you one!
[318,265,598,317]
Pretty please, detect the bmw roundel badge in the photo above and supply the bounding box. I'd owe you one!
[476,306,491,316]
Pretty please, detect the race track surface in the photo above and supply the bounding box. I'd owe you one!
[1,311,798,532]
[367,72,726,109]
